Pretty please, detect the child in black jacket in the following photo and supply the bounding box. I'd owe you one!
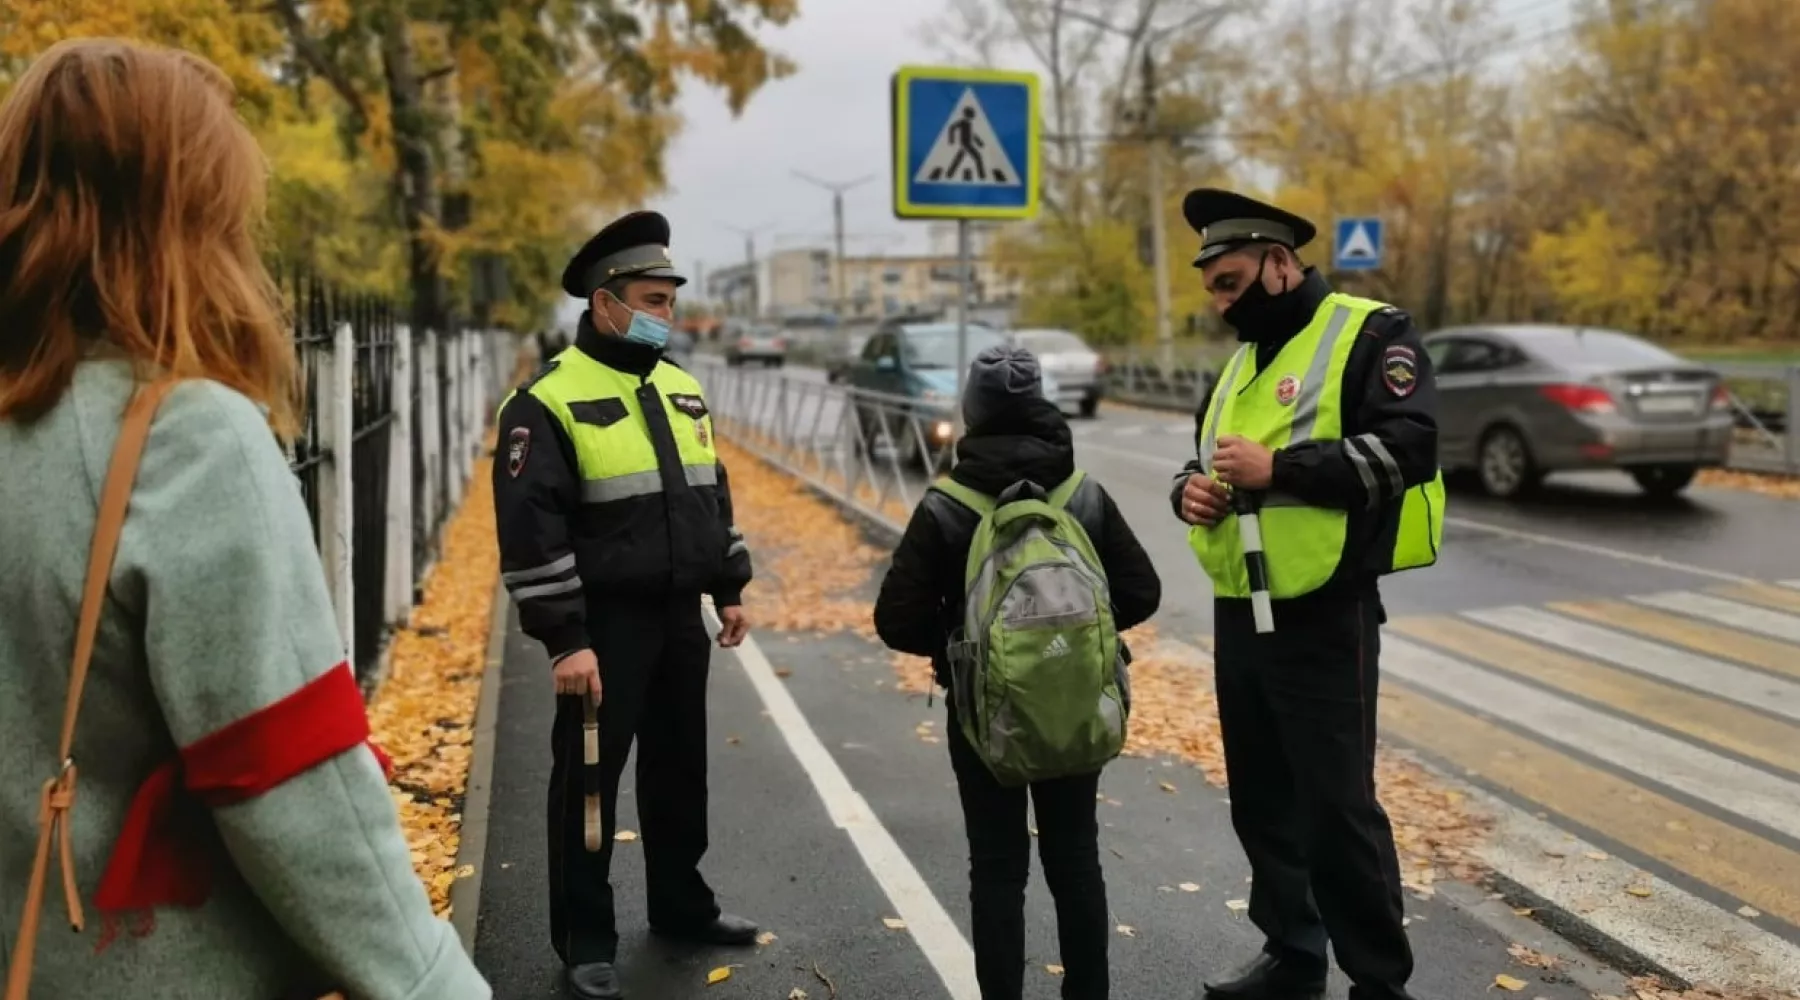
[873,345,1162,1000]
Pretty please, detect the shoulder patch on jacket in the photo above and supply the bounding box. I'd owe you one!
[667,392,708,419]
[506,426,531,477]
[1382,344,1419,398]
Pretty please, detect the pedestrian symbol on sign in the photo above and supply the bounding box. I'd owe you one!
[914,88,1020,188]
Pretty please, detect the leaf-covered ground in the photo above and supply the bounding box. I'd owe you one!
[715,439,1489,892]
[366,446,500,918]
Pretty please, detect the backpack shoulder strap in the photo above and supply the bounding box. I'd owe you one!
[7,377,178,1000]
[928,476,995,517]
[1045,470,1088,510]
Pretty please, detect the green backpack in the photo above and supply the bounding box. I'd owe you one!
[932,471,1129,788]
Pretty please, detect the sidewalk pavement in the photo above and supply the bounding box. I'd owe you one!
[463,591,1623,1000]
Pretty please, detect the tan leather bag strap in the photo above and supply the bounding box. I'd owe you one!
[6,378,180,1000]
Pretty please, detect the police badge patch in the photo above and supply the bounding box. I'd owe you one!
[667,393,708,419]
[507,426,530,478]
[695,418,710,448]
[1275,374,1301,406]
[1382,345,1419,398]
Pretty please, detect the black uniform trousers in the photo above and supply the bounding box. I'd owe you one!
[946,699,1110,1000]
[1213,587,1414,998]
[546,596,721,966]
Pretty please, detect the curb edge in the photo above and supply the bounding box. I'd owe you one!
[449,579,510,957]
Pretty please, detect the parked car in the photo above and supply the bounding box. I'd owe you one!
[824,331,871,384]
[1424,324,1735,499]
[725,325,787,367]
[846,319,1017,468]
[1009,327,1104,417]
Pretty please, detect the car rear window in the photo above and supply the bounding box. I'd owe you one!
[1524,329,1683,367]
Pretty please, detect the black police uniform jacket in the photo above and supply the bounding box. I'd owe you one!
[493,315,753,661]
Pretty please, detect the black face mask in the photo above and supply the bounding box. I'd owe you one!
[1220,250,1307,343]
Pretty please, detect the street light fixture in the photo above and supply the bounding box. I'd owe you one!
[791,170,878,324]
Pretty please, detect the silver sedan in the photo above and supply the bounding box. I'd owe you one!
[1424,324,1734,499]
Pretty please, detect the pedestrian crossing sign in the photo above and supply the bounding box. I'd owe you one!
[892,65,1040,220]
[1334,217,1384,271]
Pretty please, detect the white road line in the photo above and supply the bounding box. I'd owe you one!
[1461,605,1800,723]
[1630,591,1800,645]
[702,601,979,1000]
[1467,785,1800,990]
[1084,440,1760,584]
[1384,635,1800,840]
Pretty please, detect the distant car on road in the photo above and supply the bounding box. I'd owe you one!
[724,325,787,367]
[1010,327,1104,418]
[1424,324,1735,499]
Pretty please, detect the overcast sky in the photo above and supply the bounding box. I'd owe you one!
[651,0,1575,289]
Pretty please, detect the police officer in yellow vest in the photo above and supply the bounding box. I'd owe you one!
[492,211,758,1000]
[1170,190,1445,1000]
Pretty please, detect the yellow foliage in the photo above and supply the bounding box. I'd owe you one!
[1529,211,1665,333]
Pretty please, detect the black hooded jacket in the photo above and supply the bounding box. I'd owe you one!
[872,397,1162,689]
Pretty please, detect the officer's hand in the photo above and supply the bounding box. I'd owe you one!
[553,649,602,701]
[716,605,750,648]
[1180,473,1229,527]
[1213,435,1274,490]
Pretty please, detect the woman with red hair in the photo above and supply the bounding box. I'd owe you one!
[0,38,489,1000]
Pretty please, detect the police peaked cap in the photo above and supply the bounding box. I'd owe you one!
[1181,188,1318,267]
[561,210,689,299]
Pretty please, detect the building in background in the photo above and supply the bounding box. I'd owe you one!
[760,244,1023,325]
[705,261,760,318]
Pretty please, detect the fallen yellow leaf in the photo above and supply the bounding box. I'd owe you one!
[615,829,639,842]
[755,931,777,946]
[1178,882,1200,892]
[1045,964,1065,976]
[1116,924,1136,936]
[1158,781,1178,794]
[706,966,731,985]
[1225,899,1248,913]
[882,917,907,930]
[1625,886,1652,897]
[1493,973,1527,991]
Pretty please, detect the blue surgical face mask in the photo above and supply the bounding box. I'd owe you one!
[602,293,672,349]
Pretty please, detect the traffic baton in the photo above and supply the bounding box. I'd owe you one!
[581,692,602,852]
[1231,489,1275,634]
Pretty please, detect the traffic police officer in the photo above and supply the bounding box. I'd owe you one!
[492,210,758,1000]
[1169,189,1445,1000]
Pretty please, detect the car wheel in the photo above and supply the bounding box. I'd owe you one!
[1078,397,1099,419]
[1477,425,1540,499]
[1630,463,1698,498]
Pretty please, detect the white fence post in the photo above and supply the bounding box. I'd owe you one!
[446,331,467,510]
[384,327,415,628]
[418,328,442,568]
[317,320,356,656]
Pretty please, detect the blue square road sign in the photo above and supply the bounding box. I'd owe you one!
[891,65,1041,221]
[1333,217,1384,271]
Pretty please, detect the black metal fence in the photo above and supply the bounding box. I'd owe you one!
[278,265,508,685]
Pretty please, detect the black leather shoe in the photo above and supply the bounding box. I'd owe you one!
[651,912,760,946]
[1203,952,1327,1000]
[567,962,624,1000]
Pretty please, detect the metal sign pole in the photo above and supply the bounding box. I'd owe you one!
[952,217,971,441]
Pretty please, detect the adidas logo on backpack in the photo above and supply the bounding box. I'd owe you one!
[934,471,1129,788]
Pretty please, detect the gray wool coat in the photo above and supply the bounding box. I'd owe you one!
[0,359,489,999]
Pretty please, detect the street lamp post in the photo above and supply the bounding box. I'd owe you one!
[791,171,877,326]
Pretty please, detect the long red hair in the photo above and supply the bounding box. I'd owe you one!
[0,38,299,437]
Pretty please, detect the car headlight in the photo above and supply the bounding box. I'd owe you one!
[932,420,955,440]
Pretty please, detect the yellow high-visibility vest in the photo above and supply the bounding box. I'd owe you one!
[503,348,719,501]
[1188,293,1445,599]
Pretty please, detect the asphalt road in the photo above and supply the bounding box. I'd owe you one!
[685,362,1800,989]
